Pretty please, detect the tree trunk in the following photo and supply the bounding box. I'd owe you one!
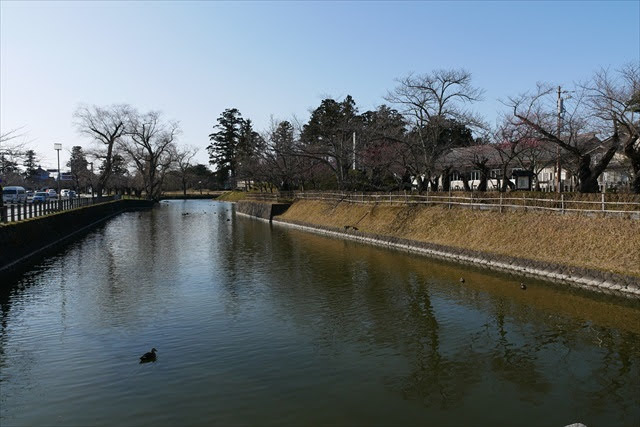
[430,177,439,192]
[96,183,104,199]
[474,160,490,192]
[625,144,640,193]
[460,172,471,192]
[477,173,488,192]
[632,174,640,194]
[499,164,510,192]
[441,167,451,192]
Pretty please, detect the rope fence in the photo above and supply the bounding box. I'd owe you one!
[246,191,640,217]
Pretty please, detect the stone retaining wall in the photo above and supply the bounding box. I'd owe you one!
[0,199,154,274]
[231,200,640,298]
[235,201,291,221]
[270,217,640,299]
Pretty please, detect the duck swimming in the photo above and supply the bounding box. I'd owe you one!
[140,348,157,363]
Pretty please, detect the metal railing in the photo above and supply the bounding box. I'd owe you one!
[1,196,119,224]
[245,191,640,217]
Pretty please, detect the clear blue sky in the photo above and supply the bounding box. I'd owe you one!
[1,0,638,168]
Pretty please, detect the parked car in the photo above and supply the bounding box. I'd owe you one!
[2,186,27,204]
[26,190,35,203]
[68,190,77,199]
[33,192,48,203]
[60,189,70,198]
[46,189,57,199]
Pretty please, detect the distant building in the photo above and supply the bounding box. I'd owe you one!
[33,167,50,181]
[46,170,73,181]
[424,133,633,192]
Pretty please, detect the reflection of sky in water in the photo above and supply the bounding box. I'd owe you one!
[1,200,639,426]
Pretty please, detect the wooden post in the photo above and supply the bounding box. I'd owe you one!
[561,194,565,214]
[10,205,15,222]
[404,190,407,204]
[499,193,503,213]
[601,193,605,213]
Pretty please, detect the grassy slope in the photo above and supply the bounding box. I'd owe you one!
[279,200,640,278]
[216,191,250,202]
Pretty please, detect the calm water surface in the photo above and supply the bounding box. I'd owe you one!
[1,200,639,426]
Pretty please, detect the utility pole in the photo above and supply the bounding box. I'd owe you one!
[89,162,94,198]
[556,86,563,193]
[54,143,62,199]
[352,132,356,170]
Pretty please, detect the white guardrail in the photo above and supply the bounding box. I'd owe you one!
[1,196,119,224]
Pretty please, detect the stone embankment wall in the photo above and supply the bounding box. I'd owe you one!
[237,199,640,298]
[273,219,640,298]
[0,199,153,273]
[235,201,291,221]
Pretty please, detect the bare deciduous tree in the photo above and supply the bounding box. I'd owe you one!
[492,115,536,191]
[174,145,198,196]
[74,104,131,198]
[510,84,619,193]
[385,69,484,190]
[0,127,29,211]
[585,64,640,193]
[121,110,180,200]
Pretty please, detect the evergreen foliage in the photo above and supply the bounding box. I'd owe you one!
[207,108,244,188]
[23,150,39,180]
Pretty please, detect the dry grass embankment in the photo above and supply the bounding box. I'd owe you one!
[279,200,640,278]
[215,191,250,202]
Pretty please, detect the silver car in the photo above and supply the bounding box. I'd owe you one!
[33,192,48,203]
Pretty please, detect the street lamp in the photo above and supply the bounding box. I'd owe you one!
[54,143,62,199]
[89,162,94,198]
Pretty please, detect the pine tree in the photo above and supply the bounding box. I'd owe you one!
[236,119,264,189]
[207,108,244,188]
[23,150,38,180]
[301,95,361,188]
[67,146,89,190]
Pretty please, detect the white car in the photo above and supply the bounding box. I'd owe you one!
[46,189,57,199]
[60,189,70,198]
[2,186,27,204]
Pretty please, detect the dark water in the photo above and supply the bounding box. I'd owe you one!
[1,200,639,426]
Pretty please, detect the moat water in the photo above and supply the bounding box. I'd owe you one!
[1,200,639,426]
